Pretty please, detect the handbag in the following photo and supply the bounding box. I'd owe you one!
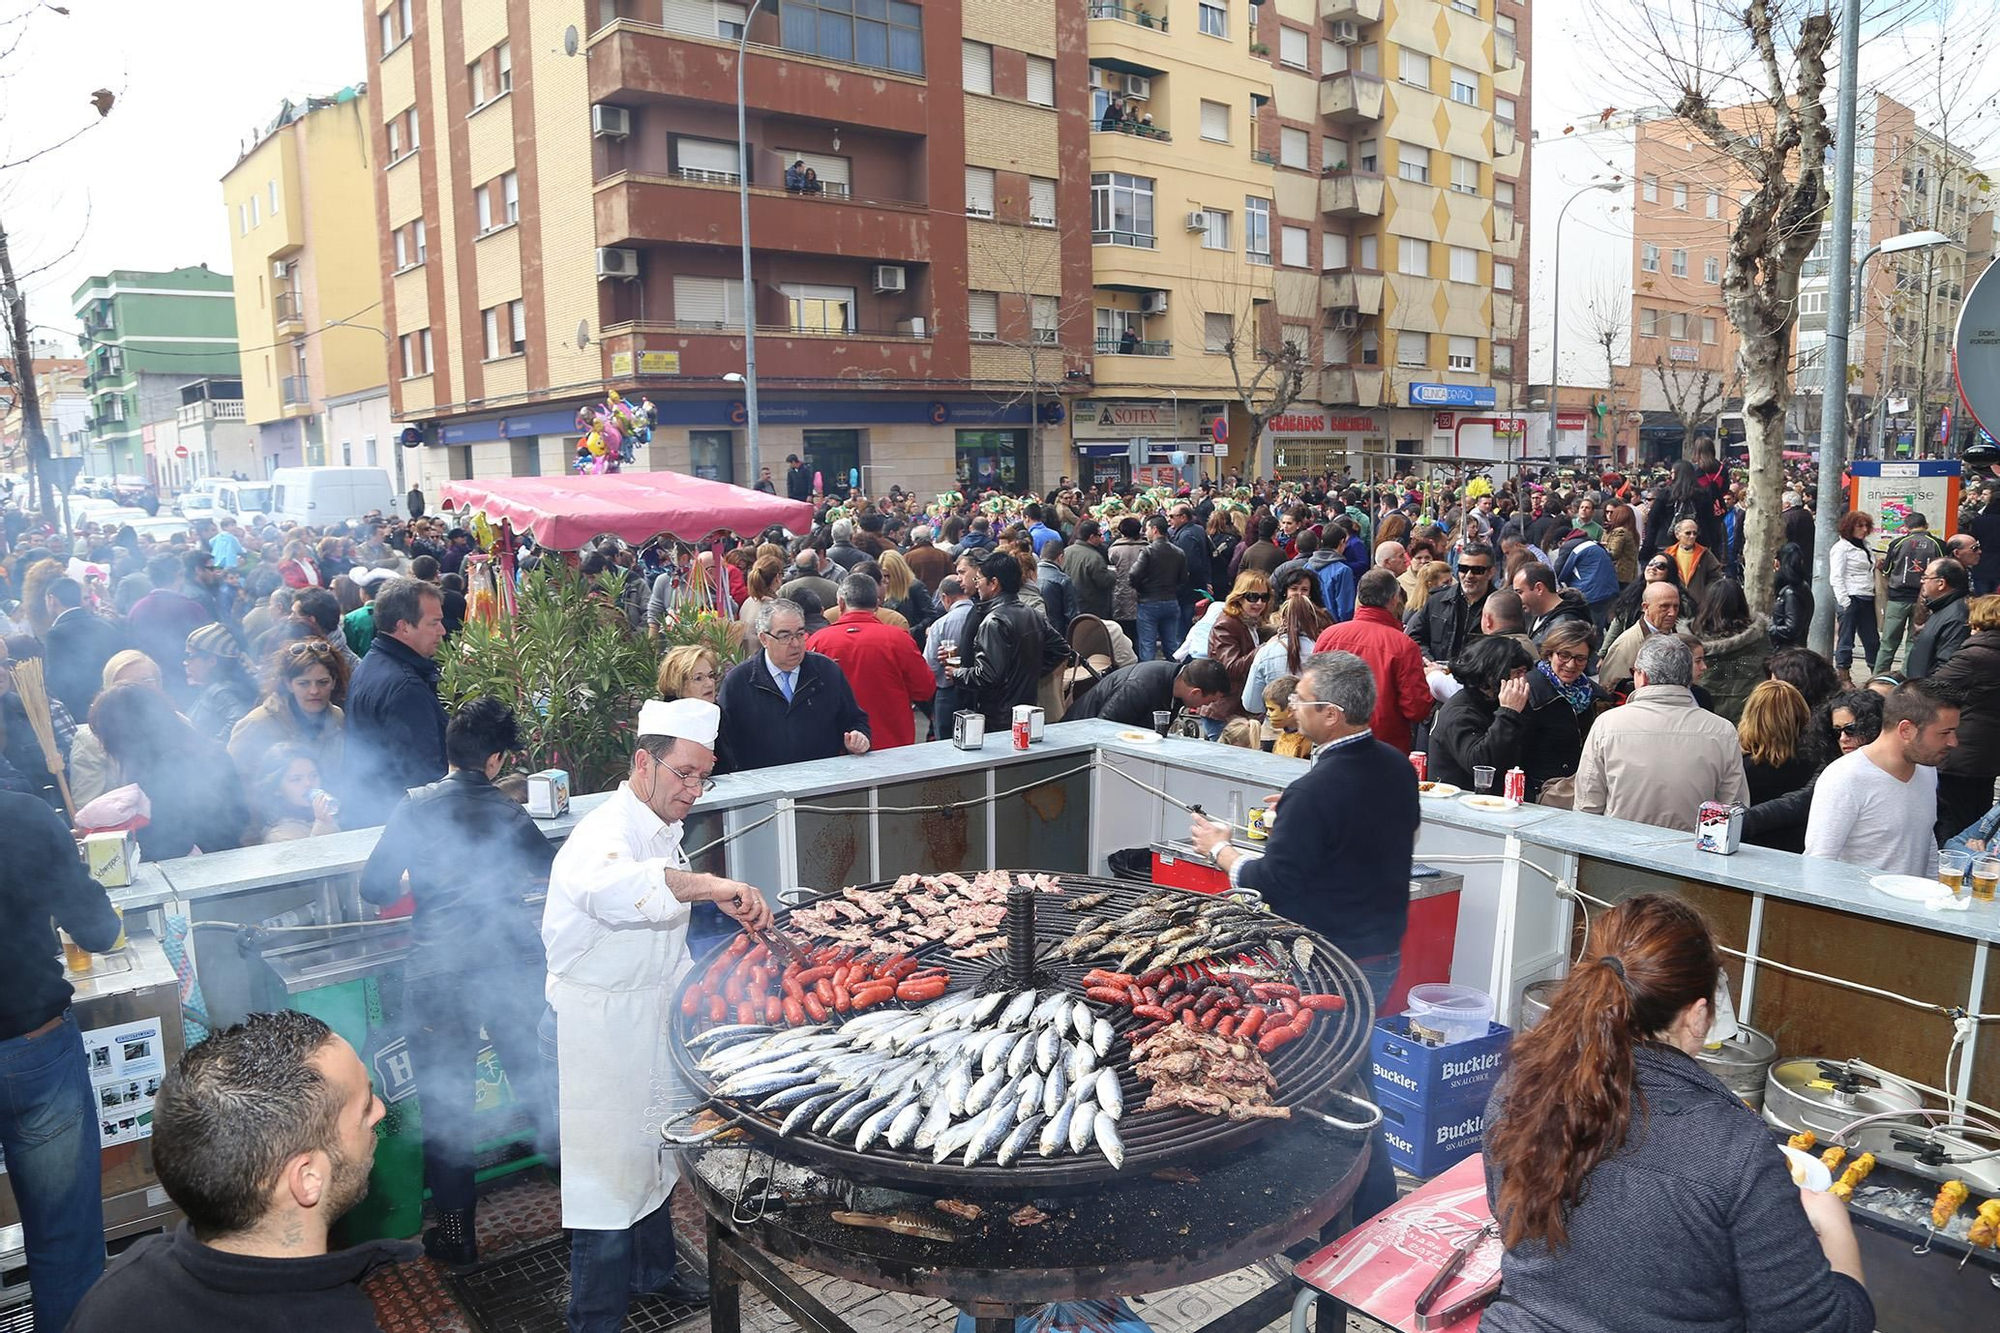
[1536,775,1576,809]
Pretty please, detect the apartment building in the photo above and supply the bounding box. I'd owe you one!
[222,86,396,478]
[0,345,88,473]
[71,266,239,481]
[1249,0,1530,472]
[369,0,1090,499]
[145,379,257,491]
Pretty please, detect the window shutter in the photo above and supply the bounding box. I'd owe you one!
[1280,127,1307,169]
[1026,56,1055,106]
[961,40,993,95]
[1201,101,1230,142]
[968,291,999,337]
[662,0,714,37]
[1280,226,1308,267]
[673,275,745,326]
[677,137,740,177]
[965,166,995,217]
[1028,177,1056,225]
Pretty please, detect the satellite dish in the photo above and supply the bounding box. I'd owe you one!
[563,25,579,57]
[576,321,592,349]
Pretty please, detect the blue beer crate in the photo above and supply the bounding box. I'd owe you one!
[1376,1087,1493,1177]
[1368,1017,1512,1177]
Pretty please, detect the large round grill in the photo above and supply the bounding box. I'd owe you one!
[668,873,1376,1193]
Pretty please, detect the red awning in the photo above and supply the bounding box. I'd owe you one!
[439,473,813,550]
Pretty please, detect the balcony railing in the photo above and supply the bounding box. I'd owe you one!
[1088,2,1169,31]
[1092,229,1158,248]
[1250,148,1276,165]
[273,290,303,324]
[1093,119,1172,143]
[1096,337,1171,356]
[604,319,934,340]
[281,375,311,406]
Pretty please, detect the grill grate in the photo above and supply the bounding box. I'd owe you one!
[670,873,1375,1193]
[442,1237,707,1333]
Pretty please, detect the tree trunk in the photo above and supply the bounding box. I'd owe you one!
[1739,351,1788,618]
[0,215,57,522]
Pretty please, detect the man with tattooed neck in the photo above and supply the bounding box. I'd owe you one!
[68,1012,414,1333]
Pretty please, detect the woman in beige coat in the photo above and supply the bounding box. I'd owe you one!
[228,638,347,784]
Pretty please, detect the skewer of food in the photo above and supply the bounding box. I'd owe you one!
[1931,1180,1969,1231]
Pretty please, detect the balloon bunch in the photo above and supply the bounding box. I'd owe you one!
[572,390,659,474]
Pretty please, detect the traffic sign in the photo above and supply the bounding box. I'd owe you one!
[174,444,189,459]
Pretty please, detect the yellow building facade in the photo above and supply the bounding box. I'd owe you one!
[222,86,389,470]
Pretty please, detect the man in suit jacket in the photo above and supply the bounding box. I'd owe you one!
[42,577,124,720]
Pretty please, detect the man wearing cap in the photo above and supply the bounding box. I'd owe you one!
[540,699,772,1329]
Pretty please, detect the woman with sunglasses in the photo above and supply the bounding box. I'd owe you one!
[227,637,347,785]
[1206,572,1275,724]
[1742,688,1880,850]
[1516,621,1610,804]
[1603,551,1691,644]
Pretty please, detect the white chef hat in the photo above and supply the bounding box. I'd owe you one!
[638,697,721,748]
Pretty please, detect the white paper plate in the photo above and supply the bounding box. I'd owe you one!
[1418,782,1462,799]
[1870,873,1951,903]
[1781,1146,1832,1192]
[1459,794,1521,812]
[1115,729,1164,744]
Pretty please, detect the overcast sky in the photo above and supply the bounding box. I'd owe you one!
[3,1,1993,346]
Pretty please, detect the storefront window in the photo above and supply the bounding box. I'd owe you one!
[802,429,861,495]
[956,429,1027,493]
[690,430,735,483]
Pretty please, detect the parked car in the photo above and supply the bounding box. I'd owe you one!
[176,491,217,518]
[212,480,275,527]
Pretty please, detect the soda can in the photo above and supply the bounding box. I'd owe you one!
[1695,801,1745,854]
[1409,751,1428,782]
[1503,766,1527,805]
[1246,808,1271,841]
[1012,705,1033,750]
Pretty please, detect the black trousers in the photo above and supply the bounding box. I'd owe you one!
[406,963,557,1212]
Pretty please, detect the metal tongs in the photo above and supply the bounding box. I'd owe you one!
[1412,1220,1501,1331]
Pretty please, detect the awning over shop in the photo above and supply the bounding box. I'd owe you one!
[440,473,813,550]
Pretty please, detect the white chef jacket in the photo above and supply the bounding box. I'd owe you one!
[541,781,698,1230]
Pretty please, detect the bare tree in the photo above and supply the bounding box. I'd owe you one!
[969,215,1091,495]
[1653,355,1728,460]
[1188,277,1311,481]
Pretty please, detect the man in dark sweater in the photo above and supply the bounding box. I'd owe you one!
[68,1011,416,1333]
[0,791,125,1333]
[1064,657,1233,728]
[1188,649,1419,1224]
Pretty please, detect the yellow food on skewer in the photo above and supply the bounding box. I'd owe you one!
[1834,1152,1876,1196]
[1968,1200,2000,1250]
[1829,1180,1854,1203]
[1931,1181,1968,1231]
[1820,1146,1847,1174]
[1786,1129,1817,1153]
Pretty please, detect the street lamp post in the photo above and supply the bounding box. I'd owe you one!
[734,0,768,486]
[1544,182,1622,462]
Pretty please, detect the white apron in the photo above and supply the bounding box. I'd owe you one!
[544,787,697,1231]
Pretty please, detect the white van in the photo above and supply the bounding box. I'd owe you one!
[269,467,398,528]
[212,480,275,528]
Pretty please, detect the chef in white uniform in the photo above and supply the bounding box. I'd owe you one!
[538,697,771,1331]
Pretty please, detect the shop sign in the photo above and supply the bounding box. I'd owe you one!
[1668,346,1699,363]
[1432,412,1455,431]
[1265,412,1380,435]
[610,350,682,377]
[1493,417,1527,437]
[1555,411,1590,431]
[1075,400,1178,434]
[1407,383,1496,408]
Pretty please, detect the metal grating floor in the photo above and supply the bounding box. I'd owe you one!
[443,1236,708,1333]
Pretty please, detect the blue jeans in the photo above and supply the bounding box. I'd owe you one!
[540,1008,684,1333]
[1351,953,1402,1226]
[0,1012,105,1333]
[1835,595,1878,671]
[1135,600,1178,662]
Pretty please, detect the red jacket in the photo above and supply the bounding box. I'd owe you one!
[1313,605,1434,753]
[807,610,937,749]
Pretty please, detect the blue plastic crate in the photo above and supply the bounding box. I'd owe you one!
[1369,1017,1511,1108]
[1377,1087,1492,1177]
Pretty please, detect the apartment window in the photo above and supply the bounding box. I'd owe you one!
[394,228,408,269]
[1201,100,1231,143]
[497,41,512,93]
[1359,329,1380,365]
[967,291,999,341]
[1495,14,1516,66]
[961,40,993,95]
[1669,312,1688,340]
[1027,55,1055,106]
[1281,225,1309,267]
[1705,255,1721,284]
[502,171,519,224]
[1204,312,1234,354]
[783,282,857,332]
[1323,232,1347,269]
[1447,335,1476,371]
[1450,155,1478,195]
[1280,126,1308,169]
[673,274,747,325]
[1245,197,1271,263]
[965,166,995,218]
[468,56,486,108]
[1706,188,1721,218]
[1199,0,1226,38]
[269,181,279,215]
[1324,136,1347,171]
[1324,327,1348,363]
[399,0,411,43]
[1282,324,1311,358]
[1092,171,1155,246]
[387,118,403,160]
[1799,290,1826,315]
[1670,248,1687,277]
[414,219,426,262]
[1449,66,1477,105]
[1702,316,1718,344]
[482,303,524,359]
[1032,295,1058,344]
[1641,174,1658,203]
[238,202,247,236]
[1279,27,1308,69]
[399,329,433,377]
[1398,236,1428,276]
[1397,142,1429,184]
[1201,208,1230,249]
[1495,179,1514,222]
[1495,96,1516,127]
[1357,138,1379,173]
[1398,48,1429,89]
[780,0,925,74]
[1397,332,1428,367]
[1358,233,1378,268]
[1639,307,1658,337]
[1028,176,1056,227]
[1640,242,1659,273]
[380,7,396,51]
[476,185,493,233]
[1448,245,1477,283]
[1450,0,1478,13]
[1492,342,1513,376]
[249,195,259,227]
[1493,260,1513,291]
[714,1,749,39]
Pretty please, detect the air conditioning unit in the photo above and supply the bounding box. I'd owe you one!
[1331,309,1361,329]
[1185,210,1210,232]
[1329,19,1359,44]
[591,104,631,139]
[1140,290,1169,315]
[872,265,907,294]
[595,247,640,280]
[1124,75,1151,100]
[271,260,290,279]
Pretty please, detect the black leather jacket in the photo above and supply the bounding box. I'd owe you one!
[957,594,1061,726]
[359,769,554,978]
[1407,582,1487,664]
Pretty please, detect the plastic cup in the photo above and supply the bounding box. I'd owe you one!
[1973,857,2000,903]
[1153,709,1173,736]
[1473,765,1496,794]
[1940,849,1971,896]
